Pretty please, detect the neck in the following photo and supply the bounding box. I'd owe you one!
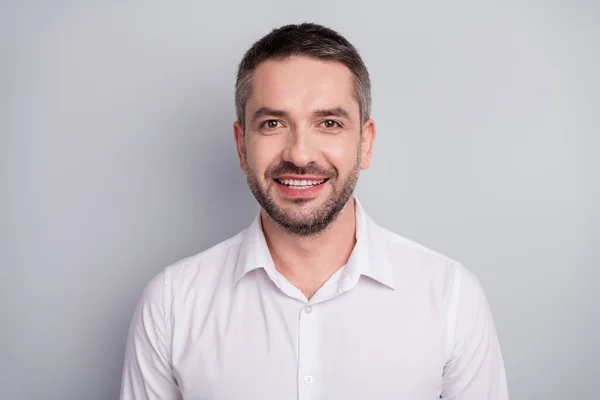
[260,197,358,299]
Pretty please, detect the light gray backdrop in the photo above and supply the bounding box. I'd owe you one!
[1,1,598,399]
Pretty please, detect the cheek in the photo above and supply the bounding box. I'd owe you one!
[245,139,281,177]
[321,137,360,172]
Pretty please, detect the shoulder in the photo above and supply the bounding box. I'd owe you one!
[377,223,488,312]
[378,225,460,282]
[168,231,245,281]
[140,229,246,305]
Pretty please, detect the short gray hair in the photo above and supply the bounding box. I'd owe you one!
[235,23,371,127]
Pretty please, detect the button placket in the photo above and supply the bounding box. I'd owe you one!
[297,303,319,400]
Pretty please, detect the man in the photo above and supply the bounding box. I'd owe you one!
[121,23,508,399]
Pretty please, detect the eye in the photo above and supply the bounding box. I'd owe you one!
[320,120,342,129]
[260,120,283,129]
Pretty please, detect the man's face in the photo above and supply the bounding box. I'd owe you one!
[234,56,375,236]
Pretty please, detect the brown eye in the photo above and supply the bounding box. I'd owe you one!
[322,120,340,129]
[263,120,281,129]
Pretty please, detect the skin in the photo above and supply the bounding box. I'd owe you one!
[233,56,376,300]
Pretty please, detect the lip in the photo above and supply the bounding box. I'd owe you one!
[273,175,329,181]
[273,177,328,199]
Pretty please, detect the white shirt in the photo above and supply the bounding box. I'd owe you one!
[120,199,508,399]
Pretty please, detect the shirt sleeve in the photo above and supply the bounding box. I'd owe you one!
[441,265,509,399]
[120,271,181,400]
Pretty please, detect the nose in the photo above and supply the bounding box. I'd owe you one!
[282,126,318,167]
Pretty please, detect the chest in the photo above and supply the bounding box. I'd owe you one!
[171,283,447,400]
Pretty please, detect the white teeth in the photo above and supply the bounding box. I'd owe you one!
[289,185,311,190]
[278,178,326,188]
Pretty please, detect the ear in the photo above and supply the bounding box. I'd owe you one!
[359,118,376,170]
[233,121,246,171]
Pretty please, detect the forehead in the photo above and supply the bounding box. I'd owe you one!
[247,56,359,118]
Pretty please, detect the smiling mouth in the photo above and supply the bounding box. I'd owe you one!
[274,178,328,190]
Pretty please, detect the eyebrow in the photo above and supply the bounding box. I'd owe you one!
[250,107,289,123]
[313,107,352,120]
[250,106,352,123]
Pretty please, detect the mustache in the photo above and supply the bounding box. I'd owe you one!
[267,161,337,178]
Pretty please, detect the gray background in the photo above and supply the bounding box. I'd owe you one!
[1,1,598,399]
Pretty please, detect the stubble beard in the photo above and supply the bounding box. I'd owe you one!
[244,151,361,237]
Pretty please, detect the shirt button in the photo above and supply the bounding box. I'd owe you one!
[304,306,312,314]
[304,375,313,384]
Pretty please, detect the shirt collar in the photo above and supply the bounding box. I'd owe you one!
[233,197,395,290]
